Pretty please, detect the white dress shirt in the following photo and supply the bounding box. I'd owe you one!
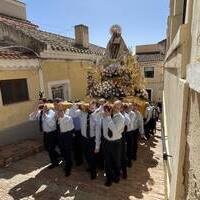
[127,111,136,132]
[93,105,104,121]
[135,111,144,135]
[122,112,131,132]
[29,109,56,133]
[67,108,81,131]
[58,114,74,133]
[70,108,101,151]
[102,112,125,141]
[144,106,153,123]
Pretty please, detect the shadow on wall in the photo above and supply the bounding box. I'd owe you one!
[0,121,42,146]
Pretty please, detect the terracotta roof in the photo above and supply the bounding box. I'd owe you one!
[19,28,105,56]
[0,13,38,29]
[136,39,166,62]
[137,53,165,62]
[0,14,105,56]
[0,49,37,59]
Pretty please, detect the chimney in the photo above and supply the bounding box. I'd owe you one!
[75,24,89,49]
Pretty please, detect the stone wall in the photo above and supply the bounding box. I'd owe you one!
[163,68,189,200]
[0,121,42,146]
[184,0,200,199]
[139,60,163,102]
[0,0,26,20]
[164,0,200,199]
[41,60,89,101]
[185,90,200,199]
[0,69,40,129]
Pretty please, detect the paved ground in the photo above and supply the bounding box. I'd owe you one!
[0,124,165,200]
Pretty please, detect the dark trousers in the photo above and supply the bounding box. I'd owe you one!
[145,118,155,138]
[121,133,127,173]
[126,131,134,162]
[144,120,151,139]
[43,131,59,166]
[151,119,157,134]
[96,137,105,170]
[73,130,83,165]
[82,136,96,174]
[58,131,73,171]
[132,129,139,160]
[104,139,121,181]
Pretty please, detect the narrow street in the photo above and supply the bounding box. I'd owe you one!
[0,123,164,200]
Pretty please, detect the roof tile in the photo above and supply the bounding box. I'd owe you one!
[137,53,165,62]
[0,14,105,56]
[0,50,37,59]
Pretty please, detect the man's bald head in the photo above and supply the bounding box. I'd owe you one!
[57,102,64,111]
[113,100,122,112]
[99,98,106,105]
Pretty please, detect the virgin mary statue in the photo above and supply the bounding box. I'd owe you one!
[103,25,129,64]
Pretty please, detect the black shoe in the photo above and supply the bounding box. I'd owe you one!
[146,134,150,140]
[86,168,91,172]
[113,176,120,183]
[90,172,97,180]
[105,179,112,187]
[127,160,132,168]
[132,155,137,161]
[122,171,127,179]
[48,163,59,169]
[65,170,71,177]
[76,161,83,166]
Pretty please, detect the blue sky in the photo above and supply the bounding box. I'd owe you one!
[22,0,169,48]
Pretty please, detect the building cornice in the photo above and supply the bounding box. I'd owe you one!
[165,24,189,65]
[4,0,25,7]
[187,62,200,93]
[40,50,102,62]
[0,59,39,70]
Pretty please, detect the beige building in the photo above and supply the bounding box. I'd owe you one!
[0,0,104,145]
[136,40,166,103]
[164,0,200,199]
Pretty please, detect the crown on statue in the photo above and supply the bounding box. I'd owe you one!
[110,24,122,36]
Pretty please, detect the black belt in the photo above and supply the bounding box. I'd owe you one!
[104,138,121,143]
[133,129,139,133]
[60,130,73,134]
[43,130,57,134]
[126,130,133,134]
[82,136,95,140]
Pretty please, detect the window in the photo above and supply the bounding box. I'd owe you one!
[48,80,70,101]
[0,79,29,105]
[144,67,154,78]
[51,85,64,99]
